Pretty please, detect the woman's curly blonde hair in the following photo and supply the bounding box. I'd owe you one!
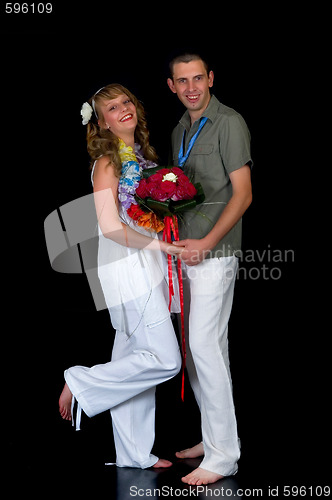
[86,83,158,177]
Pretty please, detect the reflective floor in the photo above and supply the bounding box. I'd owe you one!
[7,399,259,498]
[7,388,330,498]
[113,459,244,500]
[7,322,329,497]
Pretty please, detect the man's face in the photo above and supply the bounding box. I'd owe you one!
[167,59,214,117]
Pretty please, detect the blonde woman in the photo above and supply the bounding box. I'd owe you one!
[59,84,183,469]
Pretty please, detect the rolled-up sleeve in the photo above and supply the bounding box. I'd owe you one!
[218,113,253,174]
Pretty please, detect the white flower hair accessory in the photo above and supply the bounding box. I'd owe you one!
[80,102,93,125]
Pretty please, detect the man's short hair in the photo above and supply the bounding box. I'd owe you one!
[169,53,210,79]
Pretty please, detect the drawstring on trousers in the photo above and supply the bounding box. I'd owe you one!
[71,396,82,431]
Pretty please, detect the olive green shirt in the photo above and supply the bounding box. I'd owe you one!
[171,95,252,258]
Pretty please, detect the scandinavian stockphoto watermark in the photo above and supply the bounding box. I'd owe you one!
[181,245,295,282]
[235,244,295,281]
[44,192,295,311]
[236,245,295,281]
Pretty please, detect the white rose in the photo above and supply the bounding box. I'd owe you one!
[162,172,178,183]
[80,102,93,125]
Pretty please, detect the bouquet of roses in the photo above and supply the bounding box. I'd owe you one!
[127,166,205,232]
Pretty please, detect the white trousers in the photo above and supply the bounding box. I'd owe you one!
[181,256,240,476]
[65,286,182,469]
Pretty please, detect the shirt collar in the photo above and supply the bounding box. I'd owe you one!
[179,94,219,131]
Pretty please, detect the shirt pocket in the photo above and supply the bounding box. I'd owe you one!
[191,144,214,155]
[188,143,224,182]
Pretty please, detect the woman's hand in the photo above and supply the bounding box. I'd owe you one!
[161,240,185,258]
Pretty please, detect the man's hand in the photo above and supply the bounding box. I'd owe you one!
[173,238,210,266]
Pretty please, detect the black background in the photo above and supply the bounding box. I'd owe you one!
[2,3,328,496]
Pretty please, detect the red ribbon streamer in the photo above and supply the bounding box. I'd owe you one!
[163,216,186,401]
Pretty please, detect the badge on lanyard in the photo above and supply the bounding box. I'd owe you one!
[178,116,208,168]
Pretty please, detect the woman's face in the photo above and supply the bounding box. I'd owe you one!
[98,93,138,137]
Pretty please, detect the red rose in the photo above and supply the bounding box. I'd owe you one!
[158,168,171,176]
[177,174,191,186]
[172,182,197,201]
[159,180,176,199]
[171,167,184,176]
[183,182,197,199]
[136,178,149,199]
[171,186,186,201]
[148,172,163,184]
[146,172,164,198]
[148,185,169,201]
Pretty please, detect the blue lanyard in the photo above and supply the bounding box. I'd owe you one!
[178,116,208,167]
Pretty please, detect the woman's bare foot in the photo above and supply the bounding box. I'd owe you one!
[181,467,223,485]
[59,382,72,421]
[175,442,204,459]
[153,459,173,468]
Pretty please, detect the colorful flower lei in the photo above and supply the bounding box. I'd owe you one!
[117,139,142,211]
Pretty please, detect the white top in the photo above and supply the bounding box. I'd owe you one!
[91,149,180,338]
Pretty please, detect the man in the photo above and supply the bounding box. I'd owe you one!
[167,53,253,485]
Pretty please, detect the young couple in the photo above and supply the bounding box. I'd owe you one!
[59,53,253,485]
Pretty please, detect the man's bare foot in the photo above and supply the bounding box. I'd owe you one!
[59,382,72,421]
[175,442,204,459]
[181,467,223,485]
[153,459,173,468]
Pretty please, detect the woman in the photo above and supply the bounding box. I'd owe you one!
[59,84,183,469]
